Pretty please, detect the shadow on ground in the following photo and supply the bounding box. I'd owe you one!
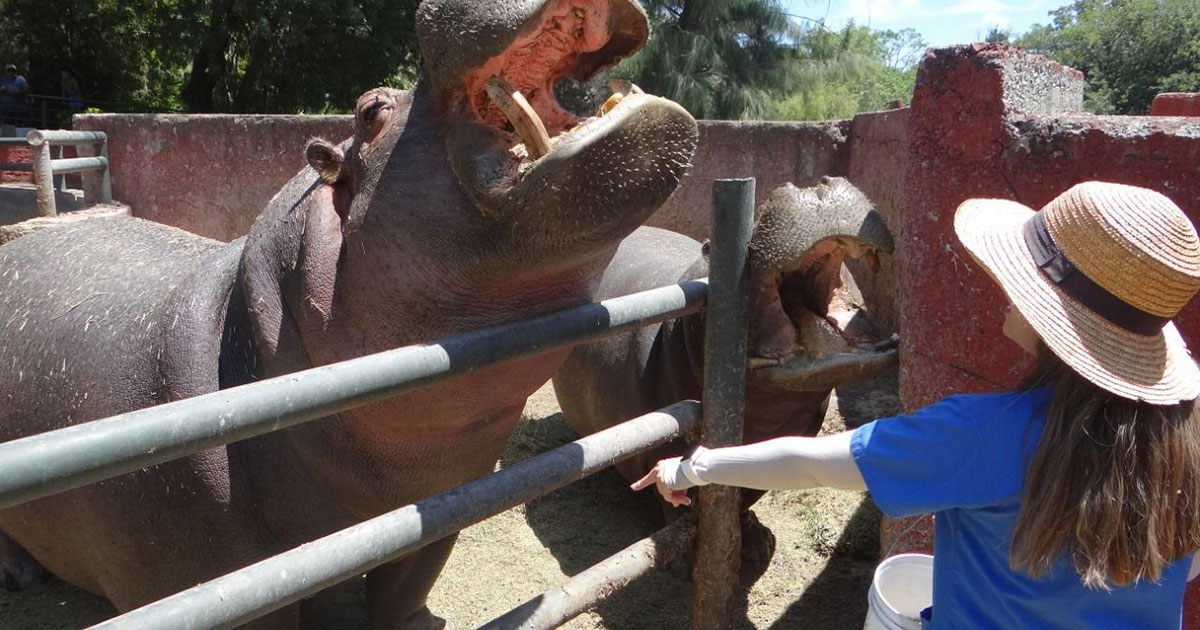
[0,185,85,225]
[501,366,899,629]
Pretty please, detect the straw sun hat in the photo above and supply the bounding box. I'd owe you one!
[955,181,1200,404]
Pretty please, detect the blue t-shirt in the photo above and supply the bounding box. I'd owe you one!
[0,74,27,111]
[851,389,1193,629]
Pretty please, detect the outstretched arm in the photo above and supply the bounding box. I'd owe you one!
[631,431,866,507]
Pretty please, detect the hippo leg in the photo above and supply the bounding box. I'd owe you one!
[739,503,776,586]
[0,531,52,592]
[366,534,458,630]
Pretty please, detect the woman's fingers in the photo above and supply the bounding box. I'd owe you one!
[631,461,693,507]
[630,468,658,491]
[664,488,691,507]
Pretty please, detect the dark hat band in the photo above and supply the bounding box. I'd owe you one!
[1023,212,1169,336]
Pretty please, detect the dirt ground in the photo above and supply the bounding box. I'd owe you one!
[0,368,899,630]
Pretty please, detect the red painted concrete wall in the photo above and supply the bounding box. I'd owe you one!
[1151,93,1200,117]
[0,145,32,184]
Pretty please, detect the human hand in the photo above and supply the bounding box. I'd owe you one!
[631,456,693,507]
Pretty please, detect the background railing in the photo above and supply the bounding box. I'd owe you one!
[0,93,119,130]
[0,129,112,216]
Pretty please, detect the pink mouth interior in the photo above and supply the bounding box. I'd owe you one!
[465,0,613,137]
[751,239,879,360]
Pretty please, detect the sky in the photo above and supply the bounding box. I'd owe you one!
[782,0,1063,47]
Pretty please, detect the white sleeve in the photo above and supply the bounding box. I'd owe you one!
[665,431,866,492]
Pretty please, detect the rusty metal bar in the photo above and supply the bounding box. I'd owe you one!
[0,279,708,511]
[50,156,107,175]
[692,178,754,629]
[480,515,698,630]
[25,129,108,146]
[88,401,702,630]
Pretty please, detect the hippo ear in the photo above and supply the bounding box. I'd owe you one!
[305,138,353,222]
[306,139,344,185]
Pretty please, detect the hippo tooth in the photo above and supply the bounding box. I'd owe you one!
[608,78,645,96]
[747,357,782,369]
[599,79,645,116]
[865,249,881,273]
[485,76,552,160]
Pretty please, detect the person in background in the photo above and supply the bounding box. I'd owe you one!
[0,64,28,126]
[634,181,1200,629]
[61,67,84,113]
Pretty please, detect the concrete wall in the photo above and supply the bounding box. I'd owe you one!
[650,120,849,240]
[71,114,851,244]
[73,114,354,242]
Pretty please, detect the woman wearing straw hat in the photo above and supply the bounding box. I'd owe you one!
[634,181,1200,628]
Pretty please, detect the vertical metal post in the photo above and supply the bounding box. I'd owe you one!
[51,145,65,191]
[78,140,110,204]
[98,139,112,203]
[692,178,754,629]
[30,140,56,217]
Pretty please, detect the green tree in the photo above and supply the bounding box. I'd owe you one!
[612,0,805,120]
[1016,0,1200,114]
[0,0,423,116]
[772,24,924,121]
[180,0,422,113]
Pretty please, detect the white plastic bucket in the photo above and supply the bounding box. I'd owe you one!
[863,553,934,630]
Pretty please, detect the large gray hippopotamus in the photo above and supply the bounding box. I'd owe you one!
[553,177,896,564]
[0,0,697,627]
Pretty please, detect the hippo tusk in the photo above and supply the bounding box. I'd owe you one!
[607,78,644,96]
[865,249,881,273]
[747,357,782,370]
[599,79,645,116]
[751,348,899,392]
[485,76,552,160]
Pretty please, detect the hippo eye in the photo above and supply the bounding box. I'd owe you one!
[360,100,387,125]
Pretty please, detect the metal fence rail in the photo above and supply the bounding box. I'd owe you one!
[0,279,708,511]
[90,402,701,630]
[481,515,698,630]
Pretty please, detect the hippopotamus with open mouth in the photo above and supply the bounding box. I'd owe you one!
[0,1,696,627]
[553,177,897,570]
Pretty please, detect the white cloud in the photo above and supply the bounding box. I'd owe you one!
[979,10,1011,29]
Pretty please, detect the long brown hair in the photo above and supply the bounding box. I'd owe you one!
[1011,345,1200,589]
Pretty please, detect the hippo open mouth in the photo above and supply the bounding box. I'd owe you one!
[444,0,694,204]
[744,179,899,392]
[465,0,643,159]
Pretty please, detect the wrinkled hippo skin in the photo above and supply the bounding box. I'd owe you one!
[0,0,697,627]
[553,177,896,575]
